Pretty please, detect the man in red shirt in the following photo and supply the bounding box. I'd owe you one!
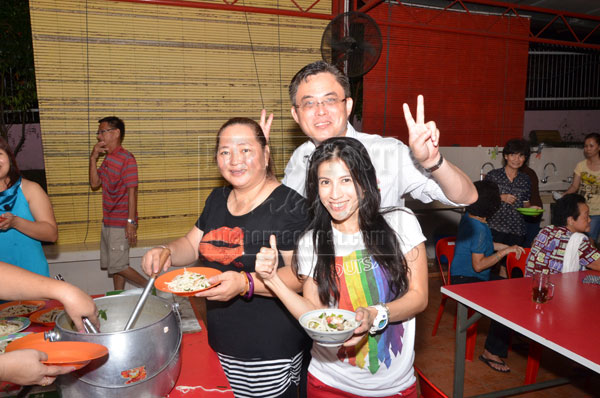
[89,116,147,290]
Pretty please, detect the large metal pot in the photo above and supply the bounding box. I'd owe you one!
[46,294,182,398]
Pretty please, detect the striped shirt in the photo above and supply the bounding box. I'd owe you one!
[217,351,302,398]
[98,146,138,227]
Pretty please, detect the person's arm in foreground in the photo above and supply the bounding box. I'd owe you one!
[0,180,58,242]
[0,262,99,386]
[403,95,477,205]
[0,262,99,332]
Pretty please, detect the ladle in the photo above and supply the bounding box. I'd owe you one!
[123,247,171,331]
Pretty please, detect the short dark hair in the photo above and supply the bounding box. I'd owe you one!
[584,132,600,146]
[288,61,351,106]
[214,117,273,177]
[0,136,21,188]
[98,116,125,142]
[553,193,586,227]
[466,180,501,218]
[502,138,531,165]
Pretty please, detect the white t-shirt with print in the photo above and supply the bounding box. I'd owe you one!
[296,209,426,396]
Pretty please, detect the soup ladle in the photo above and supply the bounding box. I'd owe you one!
[123,247,171,331]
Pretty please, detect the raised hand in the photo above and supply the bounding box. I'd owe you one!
[259,109,274,141]
[403,95,441,169]
[255,235,279,281]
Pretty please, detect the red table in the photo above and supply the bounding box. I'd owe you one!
[441,270,600,397]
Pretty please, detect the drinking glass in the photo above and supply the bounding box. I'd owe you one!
[532,272,554,304]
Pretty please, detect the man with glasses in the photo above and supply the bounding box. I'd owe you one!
[263,60,476,207]
[89,116,147,290]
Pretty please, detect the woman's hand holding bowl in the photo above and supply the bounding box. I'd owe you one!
[342,306,374,347]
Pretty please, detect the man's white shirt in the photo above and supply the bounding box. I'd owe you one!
[282,122,456,207]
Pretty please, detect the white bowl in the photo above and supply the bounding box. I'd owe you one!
[299,309,360,347]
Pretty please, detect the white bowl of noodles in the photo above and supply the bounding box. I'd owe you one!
[299,309,360,347]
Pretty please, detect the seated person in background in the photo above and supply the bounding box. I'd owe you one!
[0,262,99,387]
[525,193,600,275]
[451,180,525,373]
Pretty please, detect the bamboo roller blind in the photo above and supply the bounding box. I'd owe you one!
[29,0,328,245]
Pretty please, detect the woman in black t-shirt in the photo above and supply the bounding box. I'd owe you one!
[142,117,309,398]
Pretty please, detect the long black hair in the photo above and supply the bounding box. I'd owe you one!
[294,137,409,305]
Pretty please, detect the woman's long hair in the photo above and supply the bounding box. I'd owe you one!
[294,137,409,305]
[0,137,21,188]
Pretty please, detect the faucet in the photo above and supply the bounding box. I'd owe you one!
[480,162,494,180]
[541,162,557,184]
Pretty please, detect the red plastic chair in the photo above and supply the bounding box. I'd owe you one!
[415,366,448,398]
[506,248,531,279]
[432,237,478,361]
[505,247,541,384]
[431,237,455,336]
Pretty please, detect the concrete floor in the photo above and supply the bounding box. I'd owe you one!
[415,276,600,397]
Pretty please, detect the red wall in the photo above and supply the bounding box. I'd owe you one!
[362,5,530,147]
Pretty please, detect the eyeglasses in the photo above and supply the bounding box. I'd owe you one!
[295,97,347,111]
[97,128,115,134]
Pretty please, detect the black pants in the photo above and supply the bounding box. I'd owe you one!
[450,274,511,358]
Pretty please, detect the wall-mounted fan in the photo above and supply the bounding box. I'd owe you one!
[321,11,383,78]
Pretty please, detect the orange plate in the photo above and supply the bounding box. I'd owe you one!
[29,307,65,327]
[154,267,222,297]
[0,300,46,317]
[5,333,108,370]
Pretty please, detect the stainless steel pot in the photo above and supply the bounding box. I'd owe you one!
[47,294,182,398]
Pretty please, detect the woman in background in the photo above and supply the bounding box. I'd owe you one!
[0,137,57,277]
[484,139,531,276]
[451,180,524,373]
[563,132,600,243]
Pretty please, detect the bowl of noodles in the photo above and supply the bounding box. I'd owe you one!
[299,309,360,347]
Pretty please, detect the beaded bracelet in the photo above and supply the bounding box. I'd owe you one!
[244,272,254,300]
[239,271,249,297]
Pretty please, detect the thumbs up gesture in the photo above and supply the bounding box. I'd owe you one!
[255,234,279,281]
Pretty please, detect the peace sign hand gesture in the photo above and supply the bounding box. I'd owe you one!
[403,95,441,169]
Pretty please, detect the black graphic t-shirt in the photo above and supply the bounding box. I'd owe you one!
[196,185,309,359]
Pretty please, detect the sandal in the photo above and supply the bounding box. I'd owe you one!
[479,354,510,373]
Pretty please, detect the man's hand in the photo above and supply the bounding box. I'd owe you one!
[259,109,274,141]
[195,271,246,301]
[58,284,99,333]
[125,223,137,246]
[90,140,108,161]
[0,349,75,386]
[403,95,441,170]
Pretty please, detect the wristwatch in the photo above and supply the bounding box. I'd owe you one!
[424,154,444,173]
[127,218,138,227]
[369,303,390,335]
